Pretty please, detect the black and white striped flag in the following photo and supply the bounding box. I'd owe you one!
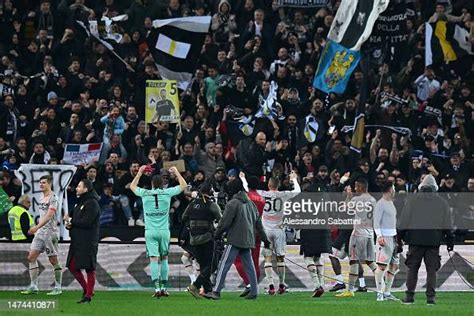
[328,0,389,51]
[425,21,473,66]
[147,16,211,90]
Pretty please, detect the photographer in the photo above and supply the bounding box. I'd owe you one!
[183,182,222,298]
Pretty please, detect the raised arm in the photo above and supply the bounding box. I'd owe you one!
[289,170,301,193]
[169,166,187,191]
[130,165,146,194]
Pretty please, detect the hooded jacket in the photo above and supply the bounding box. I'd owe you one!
[214,191,268,249]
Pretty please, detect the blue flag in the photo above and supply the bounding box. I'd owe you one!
[313,40,361,94]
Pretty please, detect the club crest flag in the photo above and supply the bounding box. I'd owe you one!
[313,40,361,94]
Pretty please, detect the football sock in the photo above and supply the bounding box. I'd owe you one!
[349,263,359,292]
[304,257,320,288]
[359,277,366,288]
[264,263,273,286]
[53,264,62,289]
[29,261,39,288]
[277,262,285,285]
[384,269,398,295]
[374,268,385,293]
[160,259,169,289]
[150,261,161,291]
[316,265,324,287]
[335,274,344,284]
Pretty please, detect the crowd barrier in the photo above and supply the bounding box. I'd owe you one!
[0,243,472,291]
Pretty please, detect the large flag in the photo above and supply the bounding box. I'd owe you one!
[147,16,211,90]
[313,40,361,94]
[425,21,473,66]
[314,0,389,94]
[77,20,132,70]
[328,0,390,51]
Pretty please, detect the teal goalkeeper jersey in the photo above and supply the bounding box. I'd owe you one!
[134,186,182,230]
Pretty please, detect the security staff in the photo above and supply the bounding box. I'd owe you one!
[8,195,33,242]
[183,182,222,297]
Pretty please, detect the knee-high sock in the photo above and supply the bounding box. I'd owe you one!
[374,268,386,293]
[53,263,62,289]
[264,262,273,286]
[349,264,359,292]
[85,270,96,298]
[29,261,39,288]
[68,257,86,293]
[316,265,324,288]
[277,262,285,285]
[160,259,169,289]
[385,269,398,295]
[358,264,366,287]
[150,261,161,291]
[304,257,320,289]
[181,255,195,282]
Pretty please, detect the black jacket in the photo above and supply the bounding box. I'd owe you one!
[215,191,268,249]
[66,190,101,270]
[399,190,455,247]
[182,196,222,246]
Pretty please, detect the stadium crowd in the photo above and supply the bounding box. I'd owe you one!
[0,0,473,232]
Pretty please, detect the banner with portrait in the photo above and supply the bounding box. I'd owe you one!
[145,80,180,123]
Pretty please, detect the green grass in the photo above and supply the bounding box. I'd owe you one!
[0,291,473,316]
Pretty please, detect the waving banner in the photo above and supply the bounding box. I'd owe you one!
[14,164,77,239]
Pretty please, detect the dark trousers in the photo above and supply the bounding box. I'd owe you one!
[192,240,215,293]
[69,256,96,299]
[405,245,441,300]
[214,245,258,296]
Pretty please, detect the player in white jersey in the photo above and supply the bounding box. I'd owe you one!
[258,171,300,295]
[21,175,62,295]
[336,178,377,298]
[374,181,400,302]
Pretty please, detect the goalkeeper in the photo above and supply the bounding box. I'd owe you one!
[131,165,187,298]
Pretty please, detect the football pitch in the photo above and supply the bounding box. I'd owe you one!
[0,291,473,316]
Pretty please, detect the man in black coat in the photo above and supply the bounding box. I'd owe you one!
[64,179,100,304]
[299,189,331,298]
[399,174,455,305]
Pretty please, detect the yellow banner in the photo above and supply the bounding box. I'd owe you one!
[145,80,180,123]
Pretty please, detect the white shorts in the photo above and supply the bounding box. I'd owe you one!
[349,235,375,262]
[31,234,59,257]
[375,236,400,265]
[330,246,348,260]
[262,229,286,257]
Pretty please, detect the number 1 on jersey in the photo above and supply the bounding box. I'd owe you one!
[153,195,159,209]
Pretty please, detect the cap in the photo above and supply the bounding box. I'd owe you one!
[227,168,238,177]
[318,165,328,172]
[444,173,454,180]
[450,151,461,158]
[47,91,58,102]
[216,167,226,173]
